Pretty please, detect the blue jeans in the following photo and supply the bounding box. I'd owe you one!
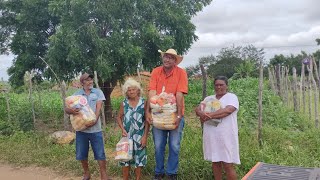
[75,131,106,160]
[152,117,185,175]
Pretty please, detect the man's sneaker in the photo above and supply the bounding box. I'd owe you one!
[168,174,178,180]
[153,174,165,180]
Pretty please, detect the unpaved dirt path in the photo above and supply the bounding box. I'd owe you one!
[0,163,81,180]
[0,163,121,180]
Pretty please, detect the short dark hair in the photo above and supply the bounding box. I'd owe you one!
[214,76,228,86]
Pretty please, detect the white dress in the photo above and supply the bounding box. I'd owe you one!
[203,93,240,164]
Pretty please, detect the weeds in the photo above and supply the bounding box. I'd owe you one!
[0,78,320,179]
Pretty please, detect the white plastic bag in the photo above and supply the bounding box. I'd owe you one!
[200,97,222,127]
[115,137,133,162]
[150,92,177,130]
[65,95,96,131]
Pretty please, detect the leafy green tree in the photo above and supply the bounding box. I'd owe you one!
[235,59,256,78]
[186,55,215,78]
[269,51,309,75]
[46,0,212,118]
[1,0,213,118]
[0,0,59,88]
[207,45,264,78]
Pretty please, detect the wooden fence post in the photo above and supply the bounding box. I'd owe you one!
[313,58,320,85]
[200,64,207,130]
[308,58,319,127]
[94,71,107,138]
[25,71,36,129]
[258,60,263,147]
[284,67,290,106]
[200,64,207,100]
[292,67,299,112]
[268,67,276,92]
[301,63,306,113]
[281,66,286,102]
[5,90,11,122]
[276,64,281,97]
[1,78,11,122]
[60,81,70,130]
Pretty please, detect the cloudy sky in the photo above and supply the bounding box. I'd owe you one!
[1,0,320,80]
[179,0,320,67]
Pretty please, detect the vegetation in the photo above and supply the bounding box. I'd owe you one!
[1,78,319,179]
[186,45,264,79]
[0,0,213,120]
[186,43,320,79]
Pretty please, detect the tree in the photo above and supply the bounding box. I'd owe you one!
[186,55,215,78]
[235,59,256,78]
[235,45,264,78]
[207,45,264,78]
[0,0,59,88]
[1,0,213,119]
[269,51,309,75]
[46,0,212,119]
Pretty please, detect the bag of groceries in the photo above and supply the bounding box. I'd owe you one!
[150,92,177,130]
[200,97,222,127]
[65,95,96,131]
[49,131,76,144]
[115,137,133,162]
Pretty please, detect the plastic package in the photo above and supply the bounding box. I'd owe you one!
[49,131,76,144]
[65,95,96,131]
[200,97,222,127]
[115,137,133,162]
[150,92,177,130]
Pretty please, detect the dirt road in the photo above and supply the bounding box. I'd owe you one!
[0,163,80,180]
[0,163,121,180]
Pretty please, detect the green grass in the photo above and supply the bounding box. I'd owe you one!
[0,78,320,179]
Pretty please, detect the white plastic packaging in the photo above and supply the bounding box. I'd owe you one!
[115,137,133,162]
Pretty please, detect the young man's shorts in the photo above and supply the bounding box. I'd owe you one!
[75,131,106,160]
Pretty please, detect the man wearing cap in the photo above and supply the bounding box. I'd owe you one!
[146,49,188,180]
[65,73,110,180]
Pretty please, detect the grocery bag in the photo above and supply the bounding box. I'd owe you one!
[150,92,177,130]
[115,137,133,162]
[200,97,222,127]
[65,95,96,131]
[49,131,75,144]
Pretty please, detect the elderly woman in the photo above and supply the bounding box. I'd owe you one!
[195,76,240,180]
[117,78,149,180]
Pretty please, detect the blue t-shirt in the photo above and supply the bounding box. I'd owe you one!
[73,88,106,133]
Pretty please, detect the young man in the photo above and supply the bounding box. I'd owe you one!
[65,73,110,180]
[146,49,188,180]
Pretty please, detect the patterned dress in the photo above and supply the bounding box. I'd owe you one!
[119,97,147,167]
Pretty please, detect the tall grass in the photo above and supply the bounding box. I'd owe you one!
[0,78,319,179]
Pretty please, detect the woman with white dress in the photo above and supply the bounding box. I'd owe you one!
[195,76,240,180]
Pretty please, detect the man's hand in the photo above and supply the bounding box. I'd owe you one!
[146,113,153,125]
[73,108,81,114]
[174,116,182,129]
[85,120,97,127]
[65,107,81,115]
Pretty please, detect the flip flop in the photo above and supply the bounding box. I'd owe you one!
[82,176,90,180]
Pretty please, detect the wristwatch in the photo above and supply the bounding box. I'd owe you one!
[177,115,182,119]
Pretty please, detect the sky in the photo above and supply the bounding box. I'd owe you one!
[179,0,320,67]
[1,0,320,81]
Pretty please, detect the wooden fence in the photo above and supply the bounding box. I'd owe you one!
[268,57,319,128]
